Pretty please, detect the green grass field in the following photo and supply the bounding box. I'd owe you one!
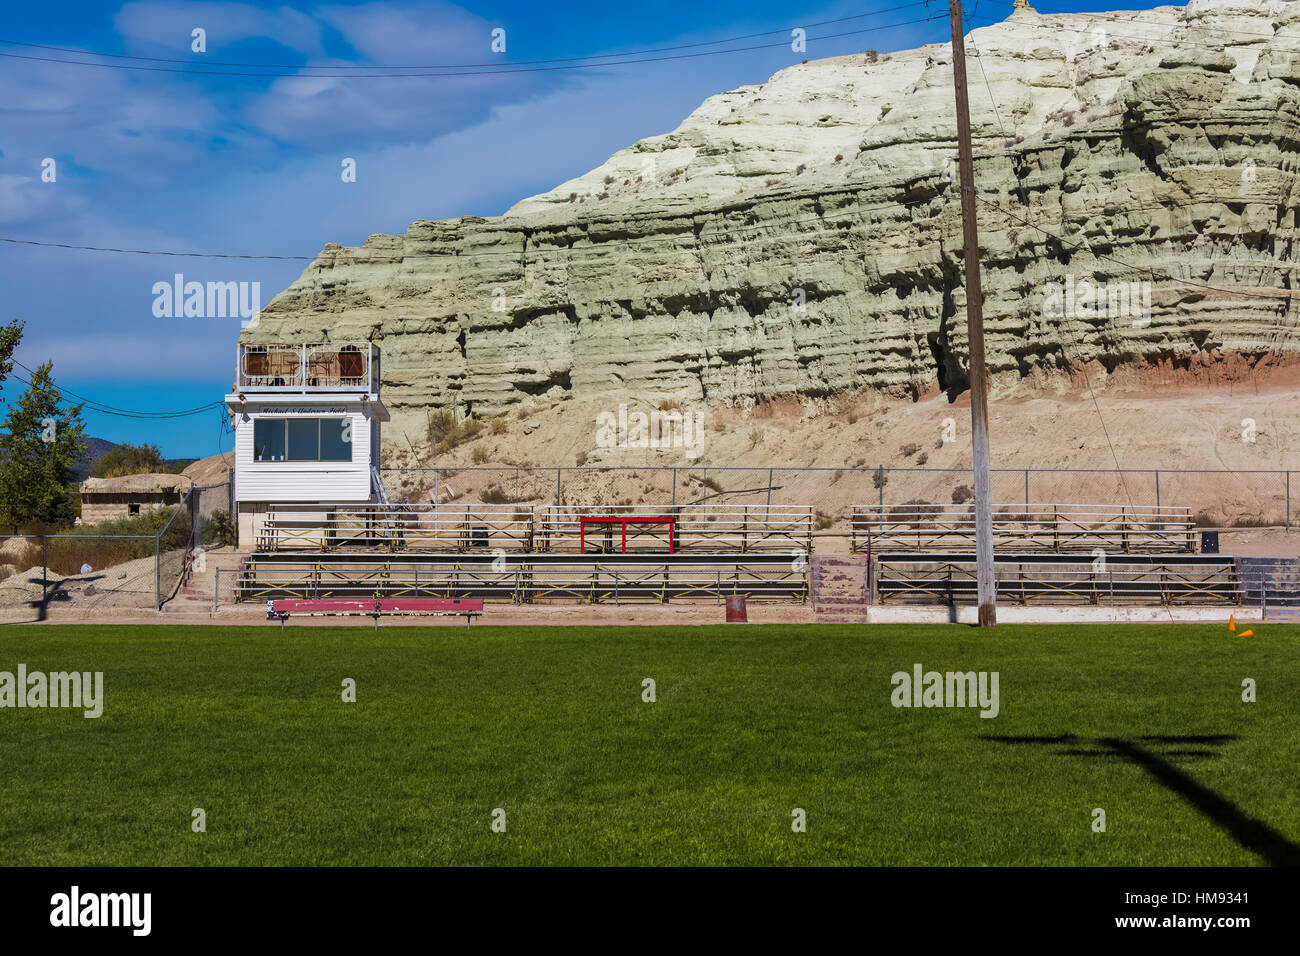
[1,622,1296,866]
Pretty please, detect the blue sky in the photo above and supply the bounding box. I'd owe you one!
[0,0,1144,458]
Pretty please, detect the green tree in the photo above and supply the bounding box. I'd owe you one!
[0,361,88,531]
[0,319,22,389]
[91,442,171,478]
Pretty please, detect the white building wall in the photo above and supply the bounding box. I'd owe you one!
[233,408,372,503]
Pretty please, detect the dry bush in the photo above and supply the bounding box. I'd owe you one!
[427,411,482,454]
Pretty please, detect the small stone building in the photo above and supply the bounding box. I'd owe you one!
[79,474,190,524]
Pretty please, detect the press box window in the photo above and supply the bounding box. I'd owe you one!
[254,418,352,462]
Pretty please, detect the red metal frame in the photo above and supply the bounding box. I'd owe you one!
[579,515,675,553]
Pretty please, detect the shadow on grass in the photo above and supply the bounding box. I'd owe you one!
[982,733,1300,867]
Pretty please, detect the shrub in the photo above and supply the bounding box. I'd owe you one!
[814,511,835,530]
[492,417,508,436]
[471,445,491,465]
[834,153,844,163]
[90,443,183,479]
[900,443,921,458]
[480,484,529,505]
[872,467,888,490]
[952,485,974,505]
[427,411,482,454]
[698,475,723,494]
[916,452,928,466]
[203,509,236,548]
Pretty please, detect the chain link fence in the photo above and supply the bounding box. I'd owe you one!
[380,466,1295,530]
[0,475,234,619]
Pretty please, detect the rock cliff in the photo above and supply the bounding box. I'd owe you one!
[244,0,1300,444]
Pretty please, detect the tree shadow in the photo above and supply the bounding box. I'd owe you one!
[0,570,105,624]
[982,732,1300,867]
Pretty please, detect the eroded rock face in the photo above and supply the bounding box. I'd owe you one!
[245,0,1300,442]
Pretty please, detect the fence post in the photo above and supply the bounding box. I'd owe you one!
[1024,469,1030,530]
[42,535,48,614]
[671,467,677,507]
[1154,470,1160,511]
[191,487,201,555]
[1287,471,1291,530]
[154,532,161,610]
[878,466,884,525]
[766,468,774,517]
[556,468,562,506]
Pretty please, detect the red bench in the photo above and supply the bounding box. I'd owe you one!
[267,598,483,628]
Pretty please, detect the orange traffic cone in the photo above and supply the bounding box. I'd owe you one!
[1229,614,1236,632]
[1239,628,1254,637]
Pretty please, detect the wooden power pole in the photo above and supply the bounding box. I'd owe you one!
[948,0,997,626]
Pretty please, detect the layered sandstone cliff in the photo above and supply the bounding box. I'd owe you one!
[244,0,1300,443]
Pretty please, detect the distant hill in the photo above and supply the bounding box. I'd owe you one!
[74,437,118,482]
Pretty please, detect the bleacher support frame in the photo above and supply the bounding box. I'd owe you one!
[873,552,1239,606]
[851,503,1195,554]
[236,550,809,605]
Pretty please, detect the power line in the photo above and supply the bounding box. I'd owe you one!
[964,13,1150,552]
[0,15,943,79]
[0,196,950,262]
[0,4,930,71]
[6,359,225,418]
[3,190,1289,268]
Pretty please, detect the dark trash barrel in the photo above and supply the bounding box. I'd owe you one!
[725,595,747,623]
[1201,530,1219,554]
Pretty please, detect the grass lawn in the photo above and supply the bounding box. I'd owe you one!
[0,622,1296,866]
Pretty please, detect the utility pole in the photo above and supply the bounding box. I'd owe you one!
[948,0,997,626]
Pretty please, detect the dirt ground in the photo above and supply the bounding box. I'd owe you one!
[380,368,1300,539]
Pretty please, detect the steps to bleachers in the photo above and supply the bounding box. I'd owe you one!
[811,555,870,623]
